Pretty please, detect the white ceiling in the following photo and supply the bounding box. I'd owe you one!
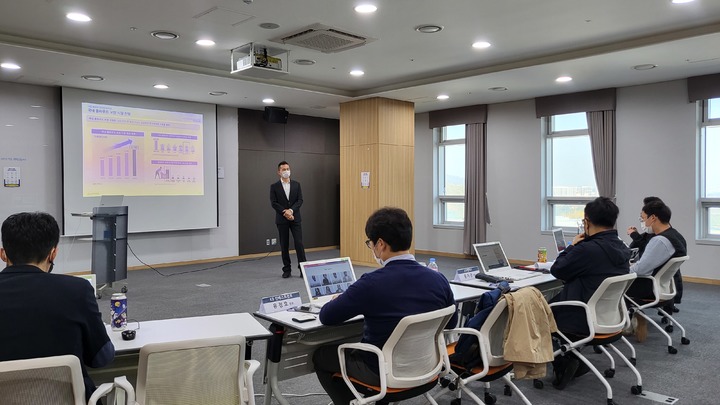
[1,0,720,119]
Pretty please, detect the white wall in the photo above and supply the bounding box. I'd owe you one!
[55,106,240,273]
[415,80,719,280]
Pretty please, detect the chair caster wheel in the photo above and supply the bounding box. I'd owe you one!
[593,345,602,354]
[604,369,615,378]
[631,385,642,395]
[450,399,462,405]
[665,325,673,333]
[439,377,450,388]
[630,358,637,366]
[668,346,678,354]
[448,382,457,391]
[660,315,668,324]
[504,384,512,396]
[681,337,690,345]
[121,285,128,293]
[533,379,544,389]
[485,392,497,404]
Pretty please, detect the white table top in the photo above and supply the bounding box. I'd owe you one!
[450,283,491,302]
[450,272,557,290]
[106,313,271,354]
[254,309,363,332]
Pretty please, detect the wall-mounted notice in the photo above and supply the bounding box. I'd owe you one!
[361,171,370,189]
[3,167,20,187]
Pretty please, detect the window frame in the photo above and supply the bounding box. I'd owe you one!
[434,125,465,228]
[697,98,720,241]
[542,114,597,232]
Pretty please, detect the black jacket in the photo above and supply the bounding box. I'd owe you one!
[270,179,303,224]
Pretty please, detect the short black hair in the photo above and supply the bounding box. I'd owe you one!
[1,212,60,265]
[584,197,619,228]
[278,161,289,169]
[365,207,412,252]
[643,196,663,205]
[642,200,672,223]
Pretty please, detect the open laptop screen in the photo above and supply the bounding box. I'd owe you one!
[300,257,356,303]
[552,228,567,253]
[473,242,510,272]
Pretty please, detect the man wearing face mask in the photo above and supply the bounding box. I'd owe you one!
[625,200,687,342]
[312,207,457,405]
[626,196,663,257]
[0,212,114,401]
[270,161,307,278]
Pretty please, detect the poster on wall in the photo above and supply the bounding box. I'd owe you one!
[3,167,20,187]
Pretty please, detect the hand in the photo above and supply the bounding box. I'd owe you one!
[572,233,586,245]
[286,214,294,221]
[627,226,637,235]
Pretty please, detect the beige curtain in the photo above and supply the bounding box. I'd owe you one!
[586,110,616,199]
[463,123,488,255]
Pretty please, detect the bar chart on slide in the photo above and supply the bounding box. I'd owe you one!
[99,139,139,179]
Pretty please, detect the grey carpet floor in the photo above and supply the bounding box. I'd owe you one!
[101,249,718,405]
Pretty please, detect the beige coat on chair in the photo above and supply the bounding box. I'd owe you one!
[502,287,558,379]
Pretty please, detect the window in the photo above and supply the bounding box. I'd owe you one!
[435,125,465,226]
[699,97,720,240]
[543,112,599,230]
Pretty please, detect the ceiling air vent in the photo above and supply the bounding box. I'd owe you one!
[270,23,375,53]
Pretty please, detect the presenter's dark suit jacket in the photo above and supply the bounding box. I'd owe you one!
[0,265,114,399]
[270,179,303,224]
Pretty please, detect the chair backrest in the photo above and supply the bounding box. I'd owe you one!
[478,298,511,367]
[381,305,456,389]
[136,335,248,405]
[0,355,86,405]
[654,256,689,301]
[587,273,637,334]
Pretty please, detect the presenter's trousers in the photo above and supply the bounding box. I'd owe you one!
[277,220,307,274]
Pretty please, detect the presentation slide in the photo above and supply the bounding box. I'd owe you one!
[62,88,218,235]
[82,103,204,197]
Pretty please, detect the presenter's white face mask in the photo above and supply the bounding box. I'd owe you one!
[281,170,291,179]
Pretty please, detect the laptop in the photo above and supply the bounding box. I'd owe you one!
[472,242,543,281]
[552,228,567,253]
[300,257,357,307]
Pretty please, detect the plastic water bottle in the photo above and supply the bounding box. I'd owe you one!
[427,258,439,271]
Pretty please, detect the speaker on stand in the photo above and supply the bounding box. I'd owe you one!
[263,107,288,124]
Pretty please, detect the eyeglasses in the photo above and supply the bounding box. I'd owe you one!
[365,239,373,249]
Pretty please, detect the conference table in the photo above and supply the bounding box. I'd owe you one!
[88,313,272,386]
[253,284,491,405]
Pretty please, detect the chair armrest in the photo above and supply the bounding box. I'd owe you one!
[443,327,491,383]
[337,343,386,405]
[88,375,136,405]
[548,301,594,350]
[243,359,261,405]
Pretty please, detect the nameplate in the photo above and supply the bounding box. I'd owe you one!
[258,291,302,314]
[453,266,480,282]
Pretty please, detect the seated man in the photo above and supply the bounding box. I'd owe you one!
[313,207,457,405]
[549,197,631,389]
[0,212,114,401]
[626,200,687,342]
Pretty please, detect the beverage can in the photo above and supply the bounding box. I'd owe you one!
[537,248,548,263]
[110,293,128,331]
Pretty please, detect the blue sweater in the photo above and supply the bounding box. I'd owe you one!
[319,259,457,351]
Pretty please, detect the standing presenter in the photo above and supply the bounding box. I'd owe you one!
[270,161,307,278]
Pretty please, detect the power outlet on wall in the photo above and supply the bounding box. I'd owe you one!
[271,238,277,245]
[265,239,271,246]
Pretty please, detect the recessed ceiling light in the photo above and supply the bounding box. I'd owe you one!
[151,31,179,40]
[30,105,43,108]
[5,124,14,127]
[555,76,573,83]
[633,64,657,71]
[437,94,450,100]
[1,62,21,70]
[196,39,215,47]
[29,116,40,120]
[259,22,280,29]
[472,41,492,49]
[209,91,227,96]
[66,12,92,22]
[355,4,377,13]
[488,87,508,91]
[350,70,365,77]
[293,59,316,66]
[263,98,275,104]
[153,84,169,89]
[415,24,443,34]
[82,75,104,81]
[671,0,694,3]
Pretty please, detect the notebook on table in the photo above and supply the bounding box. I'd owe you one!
[472,242,543,281]
[300,257,357,309]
